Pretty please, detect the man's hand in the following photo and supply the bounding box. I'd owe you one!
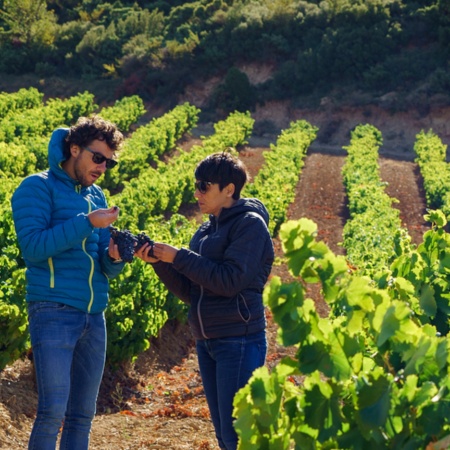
[108,238,122,261]
[88,206,119,228]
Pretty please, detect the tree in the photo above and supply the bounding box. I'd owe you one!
[212,67,257,113]
[0,0,57,46]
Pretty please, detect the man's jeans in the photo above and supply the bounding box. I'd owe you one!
[27,302,106,450]
[196,330,267,450]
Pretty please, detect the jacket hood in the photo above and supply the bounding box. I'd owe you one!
[214,197,270,226]
[48,127,73,184]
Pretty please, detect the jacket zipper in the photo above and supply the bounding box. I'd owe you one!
[79,185,95,313]
[197,238,209,339]
[48,257,54,288]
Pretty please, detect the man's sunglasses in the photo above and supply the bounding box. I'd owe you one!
[82,146,118,169]
[195,180,213,194]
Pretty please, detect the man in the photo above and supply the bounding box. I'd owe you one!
[11,115,126,449]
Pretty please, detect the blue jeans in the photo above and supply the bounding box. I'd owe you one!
[27,302,107,450]
[196,330,267,450]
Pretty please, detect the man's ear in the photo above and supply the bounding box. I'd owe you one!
[226,183,235,197]
[70,144,80,158]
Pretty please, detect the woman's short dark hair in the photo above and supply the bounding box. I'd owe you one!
[195,151,249,200]
[63,115,124,160]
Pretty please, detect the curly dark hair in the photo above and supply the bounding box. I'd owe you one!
[63,115,124,160]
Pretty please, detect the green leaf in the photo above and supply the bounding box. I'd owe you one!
[356,371,391,429]
[419,283,437,317]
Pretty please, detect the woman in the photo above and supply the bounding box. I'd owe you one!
[136,151,274,450]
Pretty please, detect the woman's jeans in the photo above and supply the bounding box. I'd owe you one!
[196,330,267,450]
[27,301,107,450]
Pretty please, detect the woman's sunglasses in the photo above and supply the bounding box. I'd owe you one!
[195,180,213,194]
[82,146,118,169]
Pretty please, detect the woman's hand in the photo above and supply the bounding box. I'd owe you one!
[135,242,179,264]
[135,242,159,263]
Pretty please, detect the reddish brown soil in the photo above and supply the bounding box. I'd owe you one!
[0,139,429,449]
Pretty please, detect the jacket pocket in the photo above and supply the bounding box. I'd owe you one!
[237,293,251,323]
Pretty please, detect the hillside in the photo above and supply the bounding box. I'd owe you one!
[179,63,450,159]
[0,125,431,448]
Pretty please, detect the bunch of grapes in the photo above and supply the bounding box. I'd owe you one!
[135,232,155,258]
[109,227,155,262]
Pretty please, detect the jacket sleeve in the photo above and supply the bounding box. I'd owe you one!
[172,213,273,297]
[95,189,126,278]
[11,175,94,263]
[100,250,126,278]
[152,261,192,304]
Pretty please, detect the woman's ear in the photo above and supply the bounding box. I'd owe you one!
[226,183,235,197]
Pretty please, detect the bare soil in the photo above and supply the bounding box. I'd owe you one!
[0,137,429,449]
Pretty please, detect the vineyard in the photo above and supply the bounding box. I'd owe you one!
[1,88,450,449]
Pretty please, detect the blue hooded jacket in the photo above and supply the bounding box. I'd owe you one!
[11,128,125,313]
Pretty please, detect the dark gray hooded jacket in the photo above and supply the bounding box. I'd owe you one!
[153,198,274,340]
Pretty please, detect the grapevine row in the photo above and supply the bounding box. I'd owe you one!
[0,99,202,368]
[0,94,146,178]
[0,87,43,119]
[342,124,410,276]
[414,129,450,217]
[245,119,318,236]
[101,102,201,193]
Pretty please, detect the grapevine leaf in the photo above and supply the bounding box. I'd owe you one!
[356,371,391,430]
[376,302,412,347]
[303,382,343,439]
[403,338,432,375]
[345,276,376,311]
[419,283,436,317]
[403,375,418,402]
[298,331,352,381]
[409,381,437,409]
[263,276,307,346]
[424,209,447,228]
[393,277,415,301]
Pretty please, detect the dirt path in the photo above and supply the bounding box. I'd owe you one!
[0,143,431,450]
[379,157,429,245]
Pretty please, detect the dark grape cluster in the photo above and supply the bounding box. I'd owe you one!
[135,232,155,257]
[109,227,155,263]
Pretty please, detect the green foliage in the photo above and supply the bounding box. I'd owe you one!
[106,214,196,364]
[245,119,318,236]
[99,95,146,132]
[234,217,450,449]
[389,210,450,336]
[0,177,28,370]
[0,0,447,101]
[342,124,406,276]
[75,23,122,75]
[0,87,43,119]
[413,129,450,217]
[0,99,257,367]
[0,0,58,46]
[0,142,38,177]
[100,102,200,192]
[0,91,97,144]
[211,67,257,113]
